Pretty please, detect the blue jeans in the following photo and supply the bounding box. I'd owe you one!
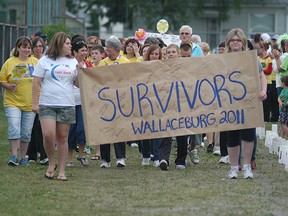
[68,105,86,150]
[5,107,35,142]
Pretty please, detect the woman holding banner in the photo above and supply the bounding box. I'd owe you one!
[98,36,130,168]
[224,28,267,179]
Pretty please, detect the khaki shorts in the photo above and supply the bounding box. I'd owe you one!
[39,106,76,124]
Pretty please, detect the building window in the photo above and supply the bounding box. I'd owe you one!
[249,13,275,33]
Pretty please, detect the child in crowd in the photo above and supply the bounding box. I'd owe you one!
[91,45,105,67]
[278,75,288,137]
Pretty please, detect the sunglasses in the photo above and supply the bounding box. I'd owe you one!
[74,40,86,45]
[180,32,190,35]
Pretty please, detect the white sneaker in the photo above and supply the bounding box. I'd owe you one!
[213,149,221,155]
[159,160,168,170]
[100,160,111,168]
[176,165,186,170]
[130,143,138,148]
[243,164,254,179]
[228,167,239,179]
[142,158,150,166]
[39,158,49,165]
[187,150,200,164]
[116,158,126,167]
[153,160,160,167]
[219,155,230,164]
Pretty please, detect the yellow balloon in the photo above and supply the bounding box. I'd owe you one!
[157,19,169,34]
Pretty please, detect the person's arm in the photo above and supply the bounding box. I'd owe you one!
[32,76,42,114]
[277,55,288,72]
[278,97,283,108]
[74,62,85,88]
[276,58,283,72]
[259,71,267,101]
[0,82,16,92]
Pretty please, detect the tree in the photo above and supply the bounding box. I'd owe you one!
[42,20,71,41]
[66,0,267,33]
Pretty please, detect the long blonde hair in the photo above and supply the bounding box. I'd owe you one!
[225,28,248,53]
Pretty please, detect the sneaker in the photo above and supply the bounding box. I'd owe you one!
[28,159,36,163]
[207,143,214,153]
[243,164,254,179]
[213,149,221,155]
[187,150,200,164]
[159,159,168,170]
[153,160,160,167]
[219,155,230,164]
[100,160,111,168]
[176,165,186,170]
[84,146,91,154]
[19,158,29,166]
[39,158,49,165]
[8,155,19,166]
[142,158,150,166]
[228,167,239,179]
[116,158,126,167]
[130,143,138,148]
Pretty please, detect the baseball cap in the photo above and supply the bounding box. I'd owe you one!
[272,34,279,40]
[260,33,271,43]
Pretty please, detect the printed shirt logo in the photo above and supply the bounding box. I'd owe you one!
[12,63,31,80]
[50,64,73,81]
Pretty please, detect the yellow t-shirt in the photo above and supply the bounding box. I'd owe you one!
[98,55,130,66]
[270,71,276,82]
[0,56,38,111]
[122,54,142,63]
[258,56,272,84]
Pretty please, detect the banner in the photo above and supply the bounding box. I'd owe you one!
[79,51,264,145]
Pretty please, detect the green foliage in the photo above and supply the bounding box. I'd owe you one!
[42,20,71,42]
[66,0,251,32]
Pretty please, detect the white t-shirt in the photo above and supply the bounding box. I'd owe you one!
[34,56,78,106]
[272,53,288,88]
[73,63,86,105]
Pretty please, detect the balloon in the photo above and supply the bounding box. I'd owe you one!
[156,19,169,34]
[135,28,147,41]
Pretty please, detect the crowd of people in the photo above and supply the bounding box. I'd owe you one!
[1,26,288,181]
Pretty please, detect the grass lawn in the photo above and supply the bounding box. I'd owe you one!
[0,96,288,215]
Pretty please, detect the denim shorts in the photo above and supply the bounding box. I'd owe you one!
[5,107,35,142]
[39,106,76,124]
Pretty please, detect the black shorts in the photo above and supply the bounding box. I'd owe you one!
[226,128,255,147]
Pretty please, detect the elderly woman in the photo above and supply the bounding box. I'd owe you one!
[98,36,130,168]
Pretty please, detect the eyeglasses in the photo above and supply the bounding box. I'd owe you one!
[33,45,43,48]
[230,39,242,43]
[74,40,86,45]
[180,32,190,35]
